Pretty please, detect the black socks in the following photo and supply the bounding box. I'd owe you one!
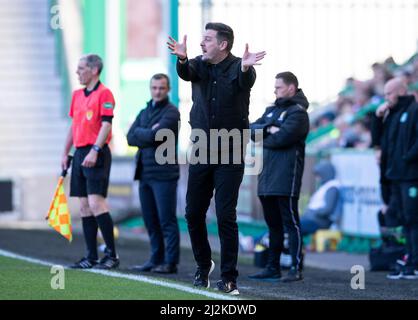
[82,216,98,261]
[96,212,117,258]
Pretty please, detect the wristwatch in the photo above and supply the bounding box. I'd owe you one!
[92,144,101,152]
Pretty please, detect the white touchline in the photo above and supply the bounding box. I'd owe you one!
[0,249,241,300]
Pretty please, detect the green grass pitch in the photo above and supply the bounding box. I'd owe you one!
[0,256,212,300]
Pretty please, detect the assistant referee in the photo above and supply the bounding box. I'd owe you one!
[61,54,119,269]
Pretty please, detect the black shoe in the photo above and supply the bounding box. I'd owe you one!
[69,257,98,269]
[387,260,406,280]
[130,261,156,272]
[386,269,403,280]
[193,260,215,288]
[248,267,281,281]
[281,267,303,282]
[152,263,178,274]
[95,255,120,270]
[216,280,239,295]
[401,266,418,280]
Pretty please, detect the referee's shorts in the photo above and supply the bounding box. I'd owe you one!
[70,144,111,198]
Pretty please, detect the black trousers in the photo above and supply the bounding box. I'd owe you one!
[259,195,303,270]
[185,163,244,282]
[389,181,418,267]
[381,178,402,227]
[139,179,180,265]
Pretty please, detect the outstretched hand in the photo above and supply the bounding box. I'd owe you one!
[241,44,266,71]
[167,35,188,60]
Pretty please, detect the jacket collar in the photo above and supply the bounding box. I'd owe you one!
[148,97,170,109]
[206,53,236,73]
[393,95,416,112]
[274,89,309,109]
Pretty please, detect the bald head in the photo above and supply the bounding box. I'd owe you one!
[384,78,408,107]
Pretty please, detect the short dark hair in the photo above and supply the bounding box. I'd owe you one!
[276,71,299,89]
[81,54,103,75]
[205,22,234,52]
[151,73,170,88]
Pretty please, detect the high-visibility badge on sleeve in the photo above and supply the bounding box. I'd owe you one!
[103,102,114,109]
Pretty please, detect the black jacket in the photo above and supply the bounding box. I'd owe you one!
[250,90,310,197]
[371,107,398,187]
[127,98,180,181]
[383,95,418,181]
[177,54,256,135]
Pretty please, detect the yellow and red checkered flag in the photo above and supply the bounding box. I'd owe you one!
[46,157,73,242]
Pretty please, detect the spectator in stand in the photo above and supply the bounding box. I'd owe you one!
[300,161,341,236]
[314,111,336,129]
[351,120,372,149]
[352,86,373,113]
[308,52,417,156]
[365,63,393,98]
[395,70,413,88]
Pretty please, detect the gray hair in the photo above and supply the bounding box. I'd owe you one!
[80,54,103,75]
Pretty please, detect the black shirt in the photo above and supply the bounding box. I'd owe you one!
[177,53,256,133]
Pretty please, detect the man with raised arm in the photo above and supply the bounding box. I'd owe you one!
[168,22,266,295]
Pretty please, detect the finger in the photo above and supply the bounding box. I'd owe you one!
[183,35,187,44]
[168,36,177,43]
[244,43,249,53]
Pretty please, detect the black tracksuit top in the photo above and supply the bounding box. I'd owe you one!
[250,90,310,197]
